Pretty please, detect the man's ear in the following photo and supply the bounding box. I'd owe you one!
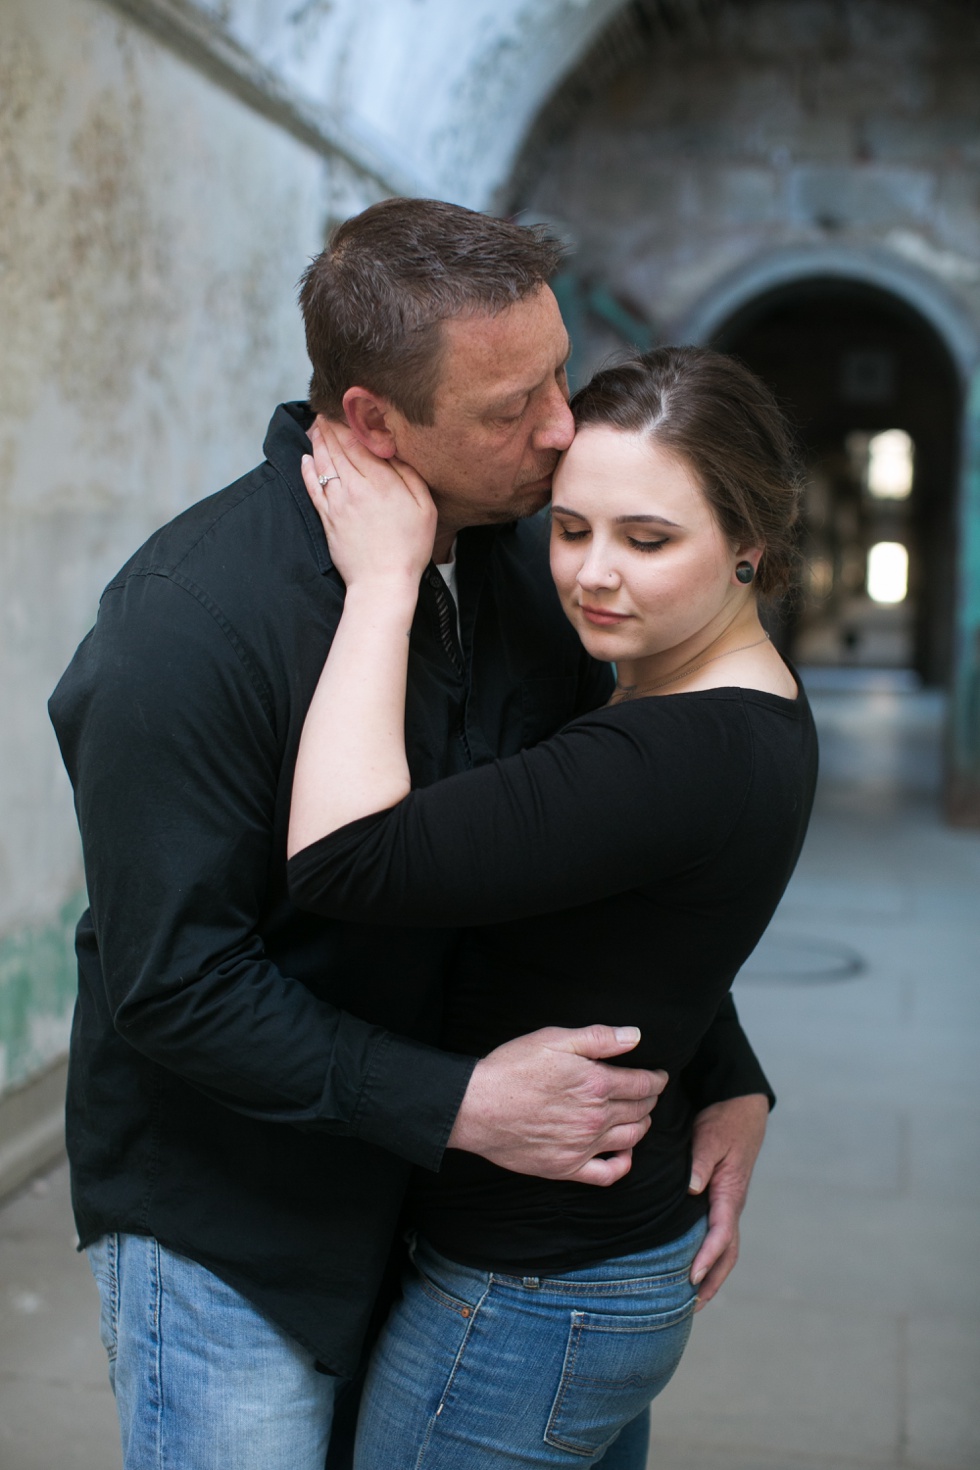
[342,387,398,459]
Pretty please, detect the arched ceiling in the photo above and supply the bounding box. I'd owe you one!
[102,0,980,225]
[113,0,632,205]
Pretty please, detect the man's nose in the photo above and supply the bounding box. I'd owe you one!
[533,389,575,453]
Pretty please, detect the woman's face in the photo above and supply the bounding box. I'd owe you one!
[549,426,751,669]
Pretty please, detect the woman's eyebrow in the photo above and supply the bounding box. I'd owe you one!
[552,506,682,529]
[613,514,681,527]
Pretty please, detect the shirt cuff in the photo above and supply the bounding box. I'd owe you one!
[350,1030,478,1172]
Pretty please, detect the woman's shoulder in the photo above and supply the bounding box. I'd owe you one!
[561,676,815,765]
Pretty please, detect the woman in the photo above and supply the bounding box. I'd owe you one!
[287,347,818,1468]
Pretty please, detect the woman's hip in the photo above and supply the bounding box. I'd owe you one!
[354,1218,707,1469]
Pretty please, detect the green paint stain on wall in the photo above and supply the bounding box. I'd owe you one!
[0,891,86,1094]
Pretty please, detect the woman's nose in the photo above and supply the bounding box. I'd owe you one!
[577,550,620,590]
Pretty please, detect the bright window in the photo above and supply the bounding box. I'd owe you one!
[866,430,914,499]
[867,542,909,604]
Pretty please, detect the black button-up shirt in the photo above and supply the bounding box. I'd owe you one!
[49,402,771,1375]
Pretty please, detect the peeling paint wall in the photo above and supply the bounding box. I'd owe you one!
[0,0,378,1096]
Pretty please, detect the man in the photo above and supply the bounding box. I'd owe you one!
[50,199,770,1470]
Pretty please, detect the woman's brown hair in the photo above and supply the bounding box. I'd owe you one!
[570,346,803,598]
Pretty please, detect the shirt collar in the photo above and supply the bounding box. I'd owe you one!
[263,401,335,576]
[261,401,519,582]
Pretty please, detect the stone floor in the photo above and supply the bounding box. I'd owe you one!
[1,671,978,1469]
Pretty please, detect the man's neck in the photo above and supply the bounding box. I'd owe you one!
[433,525,458,563]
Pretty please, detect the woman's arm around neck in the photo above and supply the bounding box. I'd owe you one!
[286,424,437,858]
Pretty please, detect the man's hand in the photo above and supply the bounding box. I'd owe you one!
[687,1092,769,1307]
[448,1025,668,1188]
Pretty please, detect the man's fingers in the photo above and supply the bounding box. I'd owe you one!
[602,1065,668,1105]
[593,1115,652,1156]
[551,1023,644,1060]
[567,1149,634,1188]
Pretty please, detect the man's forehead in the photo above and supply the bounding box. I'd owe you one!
[435,295,570,414]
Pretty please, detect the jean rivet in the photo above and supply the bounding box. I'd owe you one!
[461,1307,471,1318]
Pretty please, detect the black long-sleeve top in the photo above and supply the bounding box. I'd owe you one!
[289,684,818,1272]
[48,401,773,1373]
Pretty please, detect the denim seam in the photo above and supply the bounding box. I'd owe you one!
[544,1295,698,1455]
[151,1239,164,1470]
[417,1278,493,1469]
[489,1265,691,1297]
[546,1317,597,1458]
[568,1299,698,1334]
[107,1234,119,1358]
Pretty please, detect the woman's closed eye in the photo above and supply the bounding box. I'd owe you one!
[556,525,590,542]
[628,536,669,553]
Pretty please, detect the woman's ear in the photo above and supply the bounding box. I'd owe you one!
[732,546,764,586]
[341,388,398,459]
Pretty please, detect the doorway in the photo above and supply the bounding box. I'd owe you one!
[711,279,961,685]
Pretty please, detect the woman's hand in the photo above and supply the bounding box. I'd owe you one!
[301,419,437,590]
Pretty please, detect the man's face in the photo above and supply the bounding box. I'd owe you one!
[386,286,574,536]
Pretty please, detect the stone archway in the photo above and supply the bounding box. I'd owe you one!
[676,248,980,818]
[677,250,974,691]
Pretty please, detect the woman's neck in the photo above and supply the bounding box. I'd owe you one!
[613,606,769,701]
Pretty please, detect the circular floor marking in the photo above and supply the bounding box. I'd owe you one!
[738,934,867,983]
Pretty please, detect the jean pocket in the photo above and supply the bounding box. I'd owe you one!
[410,1256,482,1319]
[545,1298,697,1457]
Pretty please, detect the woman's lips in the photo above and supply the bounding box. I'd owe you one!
[579,605,631,627]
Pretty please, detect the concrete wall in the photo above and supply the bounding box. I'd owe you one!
[0,0,377,1160]
[0,0,637,1186]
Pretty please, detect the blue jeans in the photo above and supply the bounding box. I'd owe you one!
[87,1233,336,1470]
[354,1218,707,1469]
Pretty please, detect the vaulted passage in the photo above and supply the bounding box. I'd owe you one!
[711,280,961,686]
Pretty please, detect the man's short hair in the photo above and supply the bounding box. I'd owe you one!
[298,198,565,425]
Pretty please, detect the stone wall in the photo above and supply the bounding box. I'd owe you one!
[517,0,980,354]
[0,0,636,1178]
[0,0,373,1126]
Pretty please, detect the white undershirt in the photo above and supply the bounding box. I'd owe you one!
[435,541,461,640]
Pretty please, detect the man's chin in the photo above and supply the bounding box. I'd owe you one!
[510,485,553,520]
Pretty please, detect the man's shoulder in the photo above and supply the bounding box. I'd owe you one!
[108,461,279,589]
[104,403,319,608]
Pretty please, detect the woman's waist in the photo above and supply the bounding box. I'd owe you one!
[408,1137,705,1276]
[441,940,735,1070]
